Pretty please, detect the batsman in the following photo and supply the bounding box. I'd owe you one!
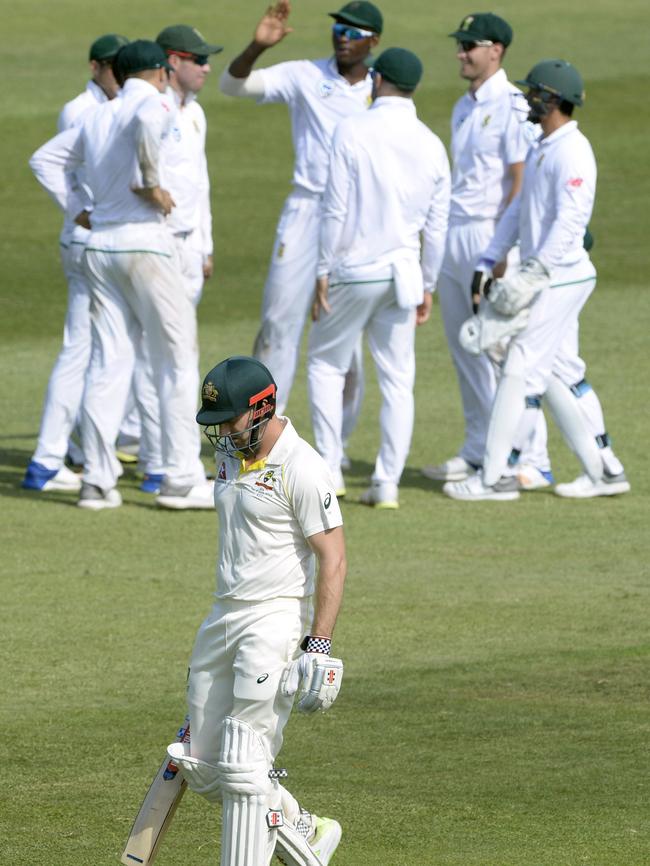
[169,356,346,866]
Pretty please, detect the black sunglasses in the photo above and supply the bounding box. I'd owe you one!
[457,39,494,52]
[168,50,210,66]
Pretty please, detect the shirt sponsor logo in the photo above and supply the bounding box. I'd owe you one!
[217,462,227,481]
[257,673,269,683]
[324,493,331,509]
[567,177,584,187]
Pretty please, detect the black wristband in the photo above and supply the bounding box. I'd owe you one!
[300,635,331,654]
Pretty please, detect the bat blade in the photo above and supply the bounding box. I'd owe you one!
[120,720,190,866]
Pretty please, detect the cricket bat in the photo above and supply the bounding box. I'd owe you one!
[120,718,190,866]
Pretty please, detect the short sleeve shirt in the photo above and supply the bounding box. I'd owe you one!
[258,57,372,193]
[213,418,343,601]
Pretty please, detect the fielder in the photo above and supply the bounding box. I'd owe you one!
[308,48,450,508]
[422,13,553,491]
[22,33,128,494]
[169,355,346,866]
[218,0,384,457]
[28,41,213,509]
[133,24,223,495]
[444,60,630,500]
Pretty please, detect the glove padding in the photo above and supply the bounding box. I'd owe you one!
[280,653,344,714]
[459,303,530,357]
[488,257,550,316]
[470,268,493,314]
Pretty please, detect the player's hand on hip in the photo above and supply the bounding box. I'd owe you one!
[280,650,344,713]
[203,255,214,280]
[254,1,294,47]
[74,210,92,230]
[416,292,433,325]
[312,276,331,321]
[133,185,176,216]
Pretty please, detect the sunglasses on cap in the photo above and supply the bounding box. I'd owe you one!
[457,39,494,52]
[167,49,210,66]
[332,22,374,40]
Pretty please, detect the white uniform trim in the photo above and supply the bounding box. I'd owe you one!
[213,418,342,601]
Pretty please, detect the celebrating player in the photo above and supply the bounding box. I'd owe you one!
[169,355,346,866]
[308,48,450,509]
[444,60,630,500]
[218,0,384,475]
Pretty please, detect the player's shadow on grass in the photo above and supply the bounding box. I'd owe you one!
[343,457,443,493]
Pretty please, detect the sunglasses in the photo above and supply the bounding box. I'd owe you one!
[168,50,210,66]
[332,23,374,40]
[457,39,494,52]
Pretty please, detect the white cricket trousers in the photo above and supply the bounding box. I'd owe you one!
[82,223,205,491]
[32,235,91,469]
[188,596,312,825]
[483,262,597,485]
[253,188,364,431]
[308,277,416,486]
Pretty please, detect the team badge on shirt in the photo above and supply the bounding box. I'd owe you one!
[255,469,275,491]
[319,80,335,98]
[482,114,492,127]
[567,177,584,188]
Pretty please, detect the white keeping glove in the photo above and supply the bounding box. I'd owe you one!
[280,653,344,714]
[488,257,550,316]
[459,303,531,357]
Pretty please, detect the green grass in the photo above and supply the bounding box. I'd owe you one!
[2,1,650,864]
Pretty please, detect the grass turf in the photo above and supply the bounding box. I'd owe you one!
[1,1,649,864]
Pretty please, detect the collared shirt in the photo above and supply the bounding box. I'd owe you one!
[29,79,176,235]
[213,418,342,602]
[484,120,595,275]
[161,87,213,256]
[449,68,532,222]
[317,97,450,294]
[259,57,372,194]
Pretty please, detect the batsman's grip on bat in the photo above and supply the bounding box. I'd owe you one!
[280,651,344,714]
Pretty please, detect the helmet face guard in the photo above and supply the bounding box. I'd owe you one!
[202,383,276,459]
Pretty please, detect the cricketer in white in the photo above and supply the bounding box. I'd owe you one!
[218,0,384,448]
[445,59,629,501]
[308,47,450,508]
[170,355,346,866]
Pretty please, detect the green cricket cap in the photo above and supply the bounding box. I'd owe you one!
[156,24,223,56]
[329,1,383,34]
[449,12,513,47]
[370,47,423,91]
[113,40,172,78]
[89,33,130,62]
[197,356,277,426]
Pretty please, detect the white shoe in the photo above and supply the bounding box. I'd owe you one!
[156,480,214,510]
[421,456,478,482]
[331,468,346,499]
[359,481,399,510]
[39,464,82,492]
[516,464,554,490]
[276,816,342,866]
[77,482,122,510]
[554,471,630,498]
[443,472,520,501]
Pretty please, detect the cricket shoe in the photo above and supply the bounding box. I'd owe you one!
[140,473,164,494]
[23,461,82,492]
[331,467,346,499]
[276,816,342,866]
[359,481,399,510]
[77,482,122,510]
[554,470,631,499]
[421,455,480,482]
[443,472,520,501]
[516,464,554,490]
[115,438,139,464]
[156,480,215,510]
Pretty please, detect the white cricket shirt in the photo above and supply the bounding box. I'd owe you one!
[213,418,342,602]
[317,96,450,297]
[259,57,372,194]
[449,68,532,222]
[484,121,596,275]
[161,87,213,257]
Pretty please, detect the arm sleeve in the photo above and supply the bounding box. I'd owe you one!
[135,97,174,188]
[421,141,451,292]
[504,93,534,165]
[535,145,596,271]
[317,124,351,277]
[29,126,87,217]
[283,451,343,539]
[219,68,266,99]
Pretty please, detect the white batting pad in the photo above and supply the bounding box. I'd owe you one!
[166,741,221,804]
[482,373,526,487]
[219,717,276,866]
[545,376,603,482]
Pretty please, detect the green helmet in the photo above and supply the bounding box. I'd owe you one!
[516,59,585,106]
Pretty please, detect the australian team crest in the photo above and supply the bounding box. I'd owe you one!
[255,469,276,491]
[202,381,218,403]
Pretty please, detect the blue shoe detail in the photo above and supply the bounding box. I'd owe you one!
[140,473,164,494]
[22,460,58,490]
[541,470,555,484]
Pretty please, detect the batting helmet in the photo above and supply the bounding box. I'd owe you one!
[196,356,277,457]
[516,59,585,107]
